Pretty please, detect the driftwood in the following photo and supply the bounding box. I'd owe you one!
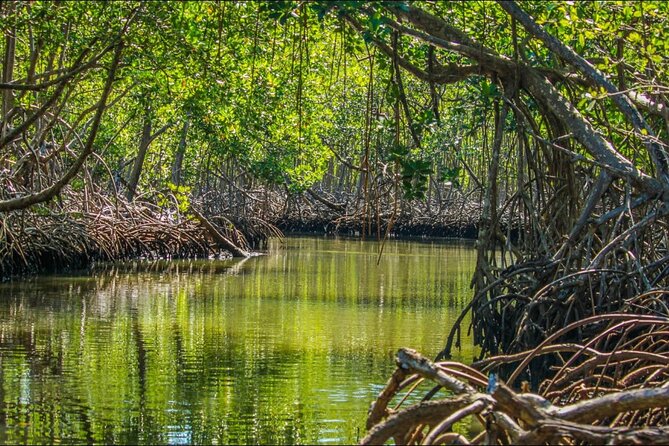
[362,348,669,445]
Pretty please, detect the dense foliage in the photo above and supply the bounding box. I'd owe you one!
[1,1,668,202]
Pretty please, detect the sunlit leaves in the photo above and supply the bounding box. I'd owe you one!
[10,0,668,207]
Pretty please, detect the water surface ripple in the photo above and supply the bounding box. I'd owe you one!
[0,236,475,444]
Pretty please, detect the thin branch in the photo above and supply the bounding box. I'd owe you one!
[0,42,124,212]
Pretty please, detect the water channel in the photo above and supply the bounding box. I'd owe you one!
[0,236,476,444]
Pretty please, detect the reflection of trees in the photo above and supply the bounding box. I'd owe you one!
[0,275,331,443]
[0,239,476,443]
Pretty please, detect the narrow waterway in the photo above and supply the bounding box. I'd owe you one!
[0,236,476,444]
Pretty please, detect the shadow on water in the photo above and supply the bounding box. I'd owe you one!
[0,236,476,444]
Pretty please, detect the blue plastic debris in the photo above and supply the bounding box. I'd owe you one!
[487,372,498,394]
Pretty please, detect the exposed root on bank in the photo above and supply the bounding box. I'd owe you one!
[436,188,669,385]
[0,191,283,278]
[197,181,483,238]
[363,344,669,445]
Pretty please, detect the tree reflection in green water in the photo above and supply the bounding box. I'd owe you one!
[0,237,475,444]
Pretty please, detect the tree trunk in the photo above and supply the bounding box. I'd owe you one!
[126,108,171,201]
[126,112,152,201]
[1,11,16,139]
[0,42,124,212]
[170,116,190,187]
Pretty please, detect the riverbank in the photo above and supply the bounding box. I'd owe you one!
[270,187,484,240]
[1,188,484,280]
[0,198,214,280]
[275,218,478,239]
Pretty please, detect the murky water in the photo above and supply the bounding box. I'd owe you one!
[0,236,476,444]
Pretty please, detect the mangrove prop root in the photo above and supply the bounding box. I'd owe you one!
[0,189,283,278]
[189,205,250,257]
[362,348,669,445]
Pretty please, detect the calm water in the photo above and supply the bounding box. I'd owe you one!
[0,236,476,444]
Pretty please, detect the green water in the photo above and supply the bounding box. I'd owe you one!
[0,236,476,445]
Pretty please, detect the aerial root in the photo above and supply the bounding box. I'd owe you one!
[0,190,283,278]
[363,344,669,445]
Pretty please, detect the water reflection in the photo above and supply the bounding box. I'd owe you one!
[0,236,475,444]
